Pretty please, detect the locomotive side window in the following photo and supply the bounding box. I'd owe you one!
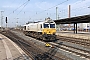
[50,24,55,28]
[41,24,42,28]
[44,24,49,28]
[24,26,26,30]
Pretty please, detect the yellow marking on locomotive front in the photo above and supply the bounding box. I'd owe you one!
[42,28,56,34]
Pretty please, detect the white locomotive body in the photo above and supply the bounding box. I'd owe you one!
[23,17,56,41]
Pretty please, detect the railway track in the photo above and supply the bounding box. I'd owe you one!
[49,42,90,59]
[16,30,90,60]
[0,30,65,60]
[4,29,90,60]
[1,30,38,59]
[57,36,90,47]
[14,29,90,47]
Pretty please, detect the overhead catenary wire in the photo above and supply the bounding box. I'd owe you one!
[31,0,69,18]
[17,1,30,15]
[58,0,87,12]
[44,0,69,11]
[8,0,30,16]
[14,1,29,12]
[58,0,90,18]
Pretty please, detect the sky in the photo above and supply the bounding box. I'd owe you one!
[0,0,90,27]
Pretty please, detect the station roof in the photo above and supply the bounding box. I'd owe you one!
[54,14,90,24]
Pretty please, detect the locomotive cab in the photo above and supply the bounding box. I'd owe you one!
[42,18,56,41]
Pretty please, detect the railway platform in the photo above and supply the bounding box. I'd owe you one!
[56,31,90,40]
[0,34,30,60]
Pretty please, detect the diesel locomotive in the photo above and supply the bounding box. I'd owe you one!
[23,17,56,41]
